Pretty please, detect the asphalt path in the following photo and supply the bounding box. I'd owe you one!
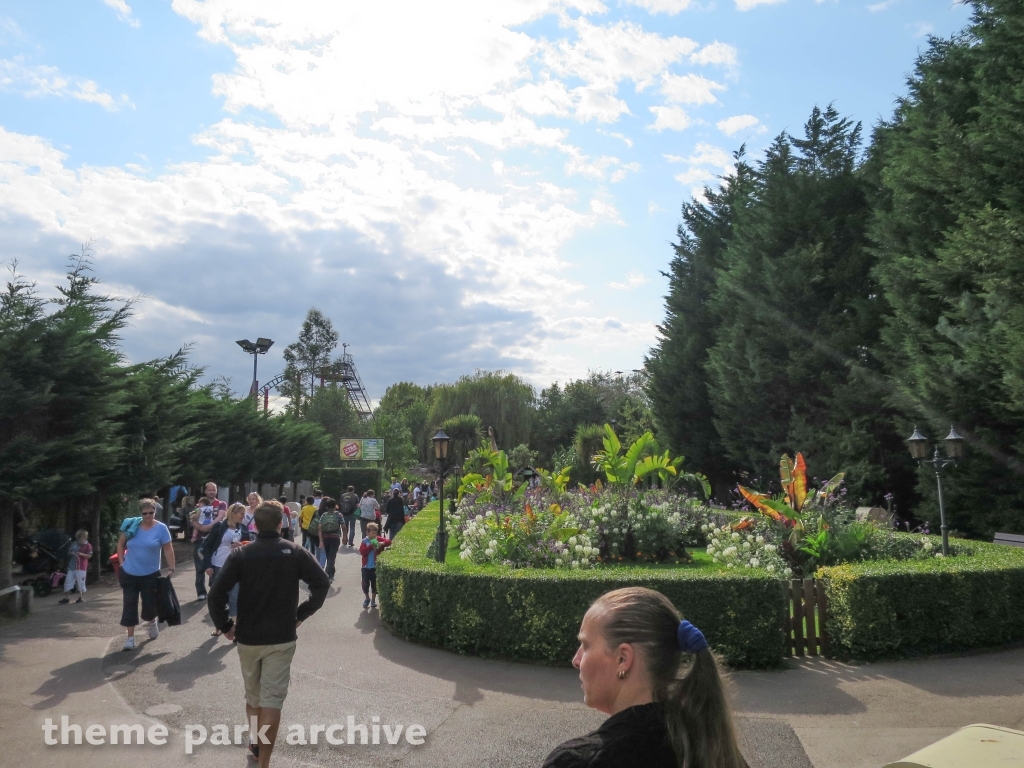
[3,539,1023,768]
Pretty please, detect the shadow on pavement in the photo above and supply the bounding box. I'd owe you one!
[30,648,168,709]
[369,612,582,706]
[152,636,236,692]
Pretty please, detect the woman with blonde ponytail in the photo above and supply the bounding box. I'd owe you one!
[542,587,747,768]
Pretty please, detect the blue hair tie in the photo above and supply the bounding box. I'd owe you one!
[677,620,708,654]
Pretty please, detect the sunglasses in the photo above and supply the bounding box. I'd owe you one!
[142,510,155,516]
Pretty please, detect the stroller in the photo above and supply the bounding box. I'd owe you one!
[14,528,72,596]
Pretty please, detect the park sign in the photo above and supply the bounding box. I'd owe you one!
[340,438,384,462]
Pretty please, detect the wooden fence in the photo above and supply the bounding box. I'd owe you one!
[786,578,829,657]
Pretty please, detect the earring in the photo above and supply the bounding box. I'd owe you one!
[617,670,628,680]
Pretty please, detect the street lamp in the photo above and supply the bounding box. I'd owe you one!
[432,429,451,563]
[906,426,966,556]
[236,337,274,402]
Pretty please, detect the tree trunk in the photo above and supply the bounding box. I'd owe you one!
[91,497,103,584]
[0,497,14,590]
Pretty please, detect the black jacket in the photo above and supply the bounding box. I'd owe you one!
[208,531,330,644]
[201,520,252,572]
[384,496,405,536]
[542,703,678,768]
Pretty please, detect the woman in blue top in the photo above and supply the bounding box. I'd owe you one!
[117,499,175,651]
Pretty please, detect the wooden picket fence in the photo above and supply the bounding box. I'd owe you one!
[785,578,829,657]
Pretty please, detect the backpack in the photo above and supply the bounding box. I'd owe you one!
[307,516,320,537]
[319,511,342,534]
[339,493,358,516]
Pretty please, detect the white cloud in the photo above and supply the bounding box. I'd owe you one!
[672,142,734,188]
[598,129,634,147]
[867,0,897,11]
[609,270,649,290]
[2,1,738,384]
[649,105,691,131]
[647,201,663,215]
[102,0,141,27]
[623,0,693,14]
[660,72,725,104]
[717,114,763,135]
[690,41,738,67]
[735,0,786,10]
[911,21,935,37]
[0,56,127,110]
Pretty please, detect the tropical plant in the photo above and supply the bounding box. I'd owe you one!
[591,425,710,497]
[440,413,483,466]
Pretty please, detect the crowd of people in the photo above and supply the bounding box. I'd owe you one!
[103,479,744,768]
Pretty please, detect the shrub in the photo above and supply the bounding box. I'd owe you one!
[319,467,382,499]
[378,503,788,669]
[818,541,1024,661]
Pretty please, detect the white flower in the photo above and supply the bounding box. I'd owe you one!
[555,558,563,566]
[484,548,494,557]
[766,564,775,573]
[756,535,765,544]
[923,541,933,550]
[489,540,498,548]
[731,532,740,541]
[569,536,578,547]
[571,561,579,569]
[485,510,494,517]
[750,558,760,568]
[763,544,776,553]
[475,515,484,522]
[742,542,751,550]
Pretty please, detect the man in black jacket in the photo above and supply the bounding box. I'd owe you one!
[209,500,330,767]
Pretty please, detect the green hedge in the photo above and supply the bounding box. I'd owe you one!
[818,542,1024,661]
[377,504,787,669]
[319,467,382,499]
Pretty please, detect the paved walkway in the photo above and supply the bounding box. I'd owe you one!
[2,541,1023,767]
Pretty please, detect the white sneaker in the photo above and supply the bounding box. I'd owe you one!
[147,622,160,640]
[122,637,136,651]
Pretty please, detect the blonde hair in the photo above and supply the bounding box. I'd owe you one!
[367,522,380,535]
[227,502,247,522]
[247,492,263,505]
[139,498,158,513]
[590,588,746,768]
[75,529,89,541]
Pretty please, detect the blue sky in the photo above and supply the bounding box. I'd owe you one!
[0,0,971,400]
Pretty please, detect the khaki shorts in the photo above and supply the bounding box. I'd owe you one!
[236,641,297,709]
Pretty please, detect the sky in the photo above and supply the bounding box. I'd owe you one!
[0,0,971,401]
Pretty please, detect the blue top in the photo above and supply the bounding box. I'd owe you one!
[122,522,171,576]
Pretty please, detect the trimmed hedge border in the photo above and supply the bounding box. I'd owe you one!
[377,504,788,669]
[818,542,1024,661]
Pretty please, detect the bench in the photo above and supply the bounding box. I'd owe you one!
[993,532,1024,548]
[0,584,33,618]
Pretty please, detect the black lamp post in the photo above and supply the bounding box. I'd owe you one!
[432,429,451,563]
[906,426,965,556]
[236,337,274,403]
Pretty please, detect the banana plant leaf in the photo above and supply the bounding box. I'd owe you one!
[791,453,808,510]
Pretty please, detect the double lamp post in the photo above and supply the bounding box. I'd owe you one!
[906,425,965,557]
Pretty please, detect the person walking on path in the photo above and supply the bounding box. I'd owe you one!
[277,496,295,541]
[357,489,380,541]
[203,502,251,636]
[299,496,317,552]
[117,499,175,651]
[59,529,92,604]
[208,500,330,768]
[541,586,746,768]
[193,481,227,600]
[244,492,262,533]
[316,499,344,581]
[358,522,390,609]
[383,489,405,539]
[339,485,359,547]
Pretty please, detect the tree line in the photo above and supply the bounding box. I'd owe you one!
[647,0,1024,538]
[0,259,331,586]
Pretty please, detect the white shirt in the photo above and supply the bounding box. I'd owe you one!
[359,497,380,520]
[312,497,322,509]
[212,527,242,568]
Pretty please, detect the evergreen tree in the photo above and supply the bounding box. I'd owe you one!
[646,150,753,497]
[705,107,905,502]
[871,0,1024,535]
[281,308,339,412]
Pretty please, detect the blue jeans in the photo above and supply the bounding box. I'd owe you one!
[209,566,239,617]
[194,541,210,597]
[343,516,356,545]
[316,542,327,568]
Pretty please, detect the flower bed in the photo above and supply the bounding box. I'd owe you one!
[377,503,788,669]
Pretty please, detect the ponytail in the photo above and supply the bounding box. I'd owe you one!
[591,588,746,768]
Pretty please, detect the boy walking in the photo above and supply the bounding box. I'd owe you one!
[59,529,92,604]
[358,522,390,609]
